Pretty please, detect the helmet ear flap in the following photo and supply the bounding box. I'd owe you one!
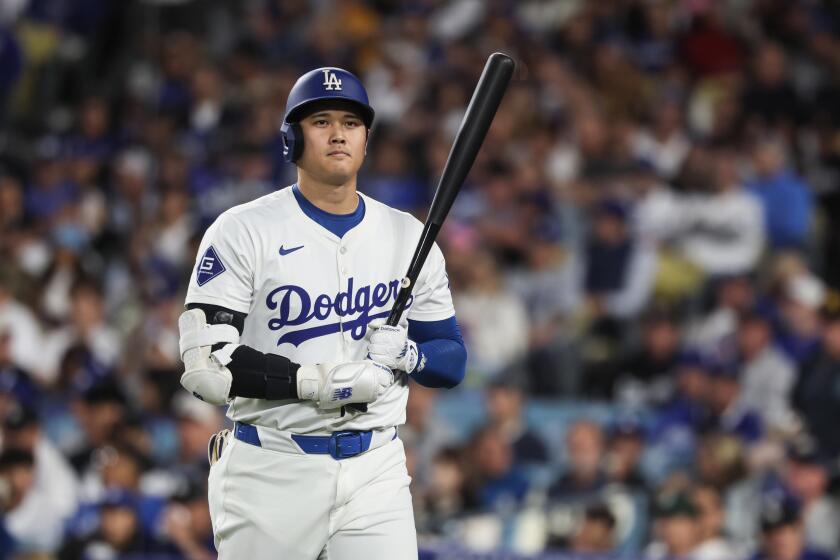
[280,122,305,163]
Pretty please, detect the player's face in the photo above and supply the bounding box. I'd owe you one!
[298,109,367,186]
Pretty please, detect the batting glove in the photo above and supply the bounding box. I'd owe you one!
[366,319,424,374]
[297,360,393,410]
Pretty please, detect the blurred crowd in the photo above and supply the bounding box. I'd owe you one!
[1,0,840,558]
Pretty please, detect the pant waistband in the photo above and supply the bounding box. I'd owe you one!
[233,422,397,460]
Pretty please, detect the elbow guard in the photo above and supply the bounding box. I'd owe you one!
[178,309,239,405]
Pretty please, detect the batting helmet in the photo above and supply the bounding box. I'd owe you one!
[280,67,375,163]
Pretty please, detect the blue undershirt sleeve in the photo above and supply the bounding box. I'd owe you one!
[406,316,467,389]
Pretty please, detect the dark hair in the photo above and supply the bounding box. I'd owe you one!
[584,504,616,529]
[0,449,34,471]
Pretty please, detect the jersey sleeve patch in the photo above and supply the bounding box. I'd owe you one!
[196,245,227,286]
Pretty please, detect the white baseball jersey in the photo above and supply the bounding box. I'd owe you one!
[185,185,455,434]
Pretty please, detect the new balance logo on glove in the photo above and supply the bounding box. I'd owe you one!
[332,387,353,401]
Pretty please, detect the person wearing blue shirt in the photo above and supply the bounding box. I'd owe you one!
[747,138,813,249]
[751,491,833,560]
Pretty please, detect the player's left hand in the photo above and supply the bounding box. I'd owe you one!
[366,320,423,374]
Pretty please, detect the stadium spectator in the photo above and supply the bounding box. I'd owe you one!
[747,137,814,250]
[157,482,216,560]
[629,159,682,245]
[361,131,428,213]
[568,503,617,555]
[0,269,43,377]
[704,360,764,444]
[777,273,826,366]
[654,351,713,441]
[631,96,690,181]
[582,199,656,322]
[463,424,530,513]
[609,309,682,405]
[65,96,115,166]
[0,175,25,250]
[781,436,840,553]
[741,42,801,137]
[549,420,607,499]
[695,432,747,490]
[687,272,756,354]
[24,139,78,226]
[678,3,745,77]
[401,382,458,491]
[171,393,223,488]
[0,450,37,550]
[40,280,122,386]
[415,446,467,536]
[678,149,765,277]
[794,296,840,457]
[0,23,21,122]
[68,381,129,475]
[452,249,530,383]
[751,492,833,560]
[736,310,797,434]
[152,188,194,269]
[645,488,703,560]
[58,490,149,560]
[692,483,742,559]
[485,378,549,466]
[108,149,155,241]
[0,311,40,418]
[605,418,647,491]
[0,404,78,554]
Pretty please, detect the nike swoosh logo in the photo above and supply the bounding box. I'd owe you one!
[278,245,304,256]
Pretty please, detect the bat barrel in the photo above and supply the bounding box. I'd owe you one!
[428,52,515,226]
[386,53,515,327]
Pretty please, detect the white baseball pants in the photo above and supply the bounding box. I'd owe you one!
[207,429,418,559]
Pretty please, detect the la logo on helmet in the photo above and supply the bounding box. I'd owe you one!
[322,70,342,91]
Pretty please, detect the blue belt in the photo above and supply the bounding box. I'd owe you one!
[233,422,378,460]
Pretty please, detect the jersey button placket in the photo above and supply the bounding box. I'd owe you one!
[338,244,349,278]
[337,246,350,351]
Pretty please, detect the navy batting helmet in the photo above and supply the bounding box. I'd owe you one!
[280,67,375,163]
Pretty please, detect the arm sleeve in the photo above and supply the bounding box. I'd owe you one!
[407,316,467,389]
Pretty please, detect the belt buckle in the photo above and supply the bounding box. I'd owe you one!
[328,431,362,459]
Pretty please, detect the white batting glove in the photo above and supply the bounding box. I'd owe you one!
[178,309,240,405]
[297,361,394,410]
[366,319,423,374]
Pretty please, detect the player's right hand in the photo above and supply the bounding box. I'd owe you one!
[297,361,393,410]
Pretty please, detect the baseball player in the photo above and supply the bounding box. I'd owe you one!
[177,67,467,559]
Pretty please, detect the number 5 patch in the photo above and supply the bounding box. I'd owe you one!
[196,246,226,286]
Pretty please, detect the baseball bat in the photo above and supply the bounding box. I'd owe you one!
[349,53,513,414]
[387,52,515,326]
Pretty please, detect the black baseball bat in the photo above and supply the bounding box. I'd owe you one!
[348,53,513,414]
[387,52,515,326]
